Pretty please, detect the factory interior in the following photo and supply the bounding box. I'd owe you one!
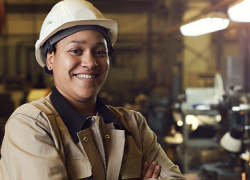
[1,0,250,179]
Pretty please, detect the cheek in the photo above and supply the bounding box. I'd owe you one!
[103,60,109,73]
[98,58,109,72]
[56,55,75,71]
[64,59,75,69]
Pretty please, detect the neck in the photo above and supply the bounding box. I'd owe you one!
[57,89,96,116]
[68,99,96,115]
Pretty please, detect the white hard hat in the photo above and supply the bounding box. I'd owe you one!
[35,0,118,68]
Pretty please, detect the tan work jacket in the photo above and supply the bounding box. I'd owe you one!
[0,95,185,180]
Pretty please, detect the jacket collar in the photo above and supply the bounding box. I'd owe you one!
[50,87,131,143]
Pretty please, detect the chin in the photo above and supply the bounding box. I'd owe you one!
[74,85,102,101]
[76,92,97,102]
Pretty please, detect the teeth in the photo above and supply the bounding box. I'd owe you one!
[76,74,95,79]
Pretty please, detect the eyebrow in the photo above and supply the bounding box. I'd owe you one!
[70,40,86,44]
[69,41,106,47]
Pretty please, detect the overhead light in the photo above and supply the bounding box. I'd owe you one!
[228,0,250,22]
[180,12,230,36]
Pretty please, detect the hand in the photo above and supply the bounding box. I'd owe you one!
[141,161,161,180]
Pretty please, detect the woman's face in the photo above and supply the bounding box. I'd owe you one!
[47,30,109,103]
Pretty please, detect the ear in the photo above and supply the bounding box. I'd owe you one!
[46,51,55,69]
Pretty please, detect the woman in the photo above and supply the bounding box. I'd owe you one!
[0,0,185,179]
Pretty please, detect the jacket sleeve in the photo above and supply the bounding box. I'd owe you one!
[0,112,68,180]
[137,112,186,180]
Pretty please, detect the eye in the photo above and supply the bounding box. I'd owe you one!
[70,49,82,55]
[95,50,107,56]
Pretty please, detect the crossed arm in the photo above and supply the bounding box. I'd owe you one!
[141,161,162,180]
[136,112,185,180]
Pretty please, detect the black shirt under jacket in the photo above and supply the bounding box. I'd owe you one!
[50,87,131,143]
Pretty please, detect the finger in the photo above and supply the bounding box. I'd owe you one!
[143,161,158,180]
[151,165,161,179]
[141,161,149,180]
[158,176,162,179]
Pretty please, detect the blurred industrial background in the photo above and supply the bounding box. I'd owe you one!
[1,0,250,179]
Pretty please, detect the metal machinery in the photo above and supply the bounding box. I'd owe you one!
[220,87,250,180]
[174,70,250,179]
[173,74,223,173]
[198,84,250,180]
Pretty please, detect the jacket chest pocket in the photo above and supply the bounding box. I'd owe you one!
[120,136,142,179]
[67,158,92,180]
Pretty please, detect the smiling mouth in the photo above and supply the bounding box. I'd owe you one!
[74,74,96,79]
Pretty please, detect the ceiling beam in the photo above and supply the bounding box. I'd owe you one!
[154,0,238,40]
[154,0,166,8]
[5,1,154,14]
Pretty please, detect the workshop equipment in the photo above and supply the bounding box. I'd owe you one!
[220,124,244,153]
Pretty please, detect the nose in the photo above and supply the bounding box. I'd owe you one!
[80,51,96,69]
